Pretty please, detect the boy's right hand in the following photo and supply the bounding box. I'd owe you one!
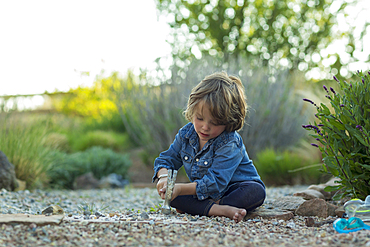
[157,177,167,199]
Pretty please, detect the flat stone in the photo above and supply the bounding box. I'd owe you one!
[307,184,332,200]
[245,208,294,221]
[0,214,64,226]
[294,189,325,200]
[267,196,306,211]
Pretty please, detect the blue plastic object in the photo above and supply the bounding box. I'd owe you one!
[344,195,370,221]
[333,217,370,233]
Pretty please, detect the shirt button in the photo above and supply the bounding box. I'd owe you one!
[204,161,208,165]
[184,156,188,161]
[196,158,199,162]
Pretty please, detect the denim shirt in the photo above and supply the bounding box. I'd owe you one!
[153,122,264,201]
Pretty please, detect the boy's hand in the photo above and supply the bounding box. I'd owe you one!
[159,182,181,200]
[171,184,181,200]
[157,177,167,199]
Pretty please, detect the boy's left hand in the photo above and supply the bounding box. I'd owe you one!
[159,183,181,200]
[157,178,167,199]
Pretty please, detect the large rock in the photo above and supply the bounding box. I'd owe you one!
[295,198,338,218]
[0,151,18,191]
[295,198,328,217]
[73,172,99,190]
[293,177,341,201]
[98,173,129,189]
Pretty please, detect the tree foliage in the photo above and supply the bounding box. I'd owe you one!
[54,75,118,119]
[53,72,125,132]
[155,0,366,77]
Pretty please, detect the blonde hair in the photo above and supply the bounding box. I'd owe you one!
[184,71,247,132]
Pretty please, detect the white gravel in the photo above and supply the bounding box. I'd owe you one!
[1,186,370,246]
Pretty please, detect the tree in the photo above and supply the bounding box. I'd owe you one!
[155,0,368,78]
[53,72,125,132]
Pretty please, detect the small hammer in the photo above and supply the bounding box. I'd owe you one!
[161,169,178,214]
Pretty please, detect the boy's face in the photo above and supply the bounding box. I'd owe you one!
[193,101,226,146]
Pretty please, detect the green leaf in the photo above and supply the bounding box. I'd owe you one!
[353,132,368,146]
[324,185,342,192]
[331,120,345,130]
[333,139,339,154]
[359,163,370,171]
[321,103,331,115]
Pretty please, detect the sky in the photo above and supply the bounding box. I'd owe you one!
[0,0,369,99]
[0,0,172,96]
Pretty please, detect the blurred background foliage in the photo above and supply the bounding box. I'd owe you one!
[0,0,368,189]
[155,0,368,80]
[53,72,126,133]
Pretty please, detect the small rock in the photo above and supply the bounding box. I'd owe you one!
[42,237,51,243]
[41,205,64,215]
[95,211,104,217]
[286,221,296,228]
[140,212,150,220]
[83,210,91,216]
[305,217,316,227]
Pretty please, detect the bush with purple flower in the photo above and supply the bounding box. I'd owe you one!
[303,71,370,200]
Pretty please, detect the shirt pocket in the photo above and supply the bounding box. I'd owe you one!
[196,158,213,178]
[180,151,193,175]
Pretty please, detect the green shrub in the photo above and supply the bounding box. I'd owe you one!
[47,146,132,189]
[81,112,126,133]
[254,148,322,186]
[0,114,55,188]
[303,71,370,200]
[69,130,132,152]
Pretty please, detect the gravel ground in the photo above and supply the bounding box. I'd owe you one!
[1,186,370,246]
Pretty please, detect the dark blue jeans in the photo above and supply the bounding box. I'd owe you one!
[170,180,266,216]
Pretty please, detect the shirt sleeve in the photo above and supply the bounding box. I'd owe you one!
[152,131,184,183]
[195,140,243,200]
